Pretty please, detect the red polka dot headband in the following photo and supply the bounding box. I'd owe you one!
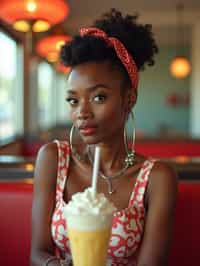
[80,27,139,94]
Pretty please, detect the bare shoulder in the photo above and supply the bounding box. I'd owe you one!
[31,142,59,255]
[137,160,178,265]
[148,160,178,203]
[36,141,58,162]
[34,142,58,190]
[151,160,178,184]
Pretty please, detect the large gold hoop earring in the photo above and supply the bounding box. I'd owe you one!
[69,124,88,161]
[69,123,75,151]
[124,110,135,166]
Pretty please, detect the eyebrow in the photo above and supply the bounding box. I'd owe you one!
[66,84,111,94]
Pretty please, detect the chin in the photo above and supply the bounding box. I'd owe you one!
[80,135,102,146]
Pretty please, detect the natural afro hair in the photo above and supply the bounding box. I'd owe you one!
[60,8,158,73]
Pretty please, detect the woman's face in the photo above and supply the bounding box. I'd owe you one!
[66,61,129,145]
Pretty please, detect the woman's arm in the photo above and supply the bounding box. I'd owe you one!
[30,142,60,266]
[137,161,178,266]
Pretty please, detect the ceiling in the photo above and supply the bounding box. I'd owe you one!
[61,0,200,44]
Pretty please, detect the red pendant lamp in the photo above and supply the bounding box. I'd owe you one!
[170,56,191,79]
[56,63,71,74]
[36,34,71,73]
[0,0,69,32]
[36,34,71,62]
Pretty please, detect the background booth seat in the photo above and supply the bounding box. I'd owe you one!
[135,141,200,158]
[0,182,33,266]
[169,182,200,266]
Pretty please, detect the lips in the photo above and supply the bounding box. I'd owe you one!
[78,124,98,136]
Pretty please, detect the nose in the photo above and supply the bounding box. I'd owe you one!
[77,100,93,120]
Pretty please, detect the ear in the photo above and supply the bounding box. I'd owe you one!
[123,89,137,114]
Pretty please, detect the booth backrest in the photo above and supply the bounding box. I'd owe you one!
[169,182,200,266]
[0,182,33,266]
[0,181,200,266]
[135,141,200,157]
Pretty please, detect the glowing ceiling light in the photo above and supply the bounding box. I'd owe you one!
[170,56,191,79]
[27,1,37,13]
[0,0,69,32]
[170,3,191,79]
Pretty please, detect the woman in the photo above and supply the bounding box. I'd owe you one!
[31,9,177,266]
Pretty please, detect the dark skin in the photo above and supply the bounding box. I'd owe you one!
[30,61,177,266]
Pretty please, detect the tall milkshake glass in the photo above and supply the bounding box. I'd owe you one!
[64,147,116,266]
[64,188,116,266]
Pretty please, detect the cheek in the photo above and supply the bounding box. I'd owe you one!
[68,108,76,123]
[97,104,125,126]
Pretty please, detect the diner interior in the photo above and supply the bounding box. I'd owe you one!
[0,0,200,265]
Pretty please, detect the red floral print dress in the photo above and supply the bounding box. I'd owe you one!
[51,140,156,265]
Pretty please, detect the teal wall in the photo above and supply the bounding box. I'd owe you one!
[133,45,190,137]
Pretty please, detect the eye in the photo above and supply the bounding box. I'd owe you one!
[66,97,78,106]
[93,94,106,103]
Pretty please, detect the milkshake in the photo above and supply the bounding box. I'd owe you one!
[64,187,116,266]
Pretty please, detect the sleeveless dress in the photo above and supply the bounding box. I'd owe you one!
[51,140,156,266]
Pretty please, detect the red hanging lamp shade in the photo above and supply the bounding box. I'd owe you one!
[36,34,71,62]
[0,0,69,32]
[56,63,71,74]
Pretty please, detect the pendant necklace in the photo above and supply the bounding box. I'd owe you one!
[87,147,135,194]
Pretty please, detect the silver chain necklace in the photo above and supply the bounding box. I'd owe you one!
[69,123,135,194]
[87,147,135,194]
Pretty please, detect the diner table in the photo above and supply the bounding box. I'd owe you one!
[0,155,34,180]
[0,154,200,181]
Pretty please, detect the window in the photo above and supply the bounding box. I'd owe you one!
[38,62,71,130]
[0,31,23,141]
[55,73,71,125]
[38,61,55,129]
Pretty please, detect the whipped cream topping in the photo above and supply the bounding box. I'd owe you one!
[65,188,116,216]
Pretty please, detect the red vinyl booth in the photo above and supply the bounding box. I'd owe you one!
[0,182,33,266]
[0,181,200,266]
[135,141,200,158]
[168,182,200,265]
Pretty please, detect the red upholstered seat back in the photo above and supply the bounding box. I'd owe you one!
[0,182,33,266]
[135,141,200,157]
[169,182,200,266]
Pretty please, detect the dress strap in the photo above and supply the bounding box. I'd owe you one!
[54,140,70,202]
[128,158,157,207]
